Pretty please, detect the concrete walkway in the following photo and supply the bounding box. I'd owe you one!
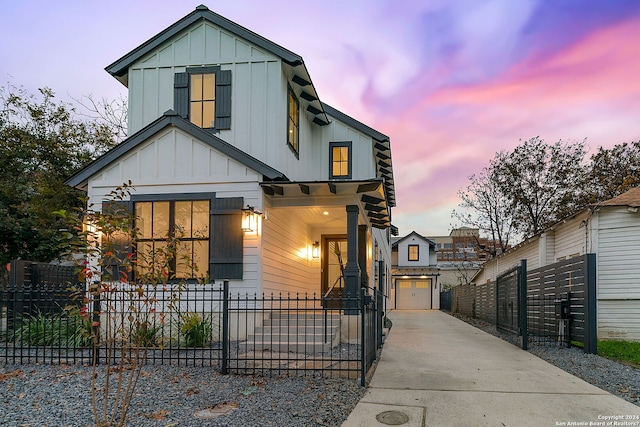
[342,310,640,427]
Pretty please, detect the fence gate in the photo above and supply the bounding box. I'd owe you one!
[496,260,527,349]
[440,290,452,312]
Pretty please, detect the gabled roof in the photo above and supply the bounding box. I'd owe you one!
[65,111,287,189]
[105,5,329,125]
[392,231,435,249]
[594,187,640,208]
[106,5,302,80]
[322,103,396,207]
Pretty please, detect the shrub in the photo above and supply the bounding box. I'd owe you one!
[179,312,212,347]
[129,320,162,348]
[12,310,92,348]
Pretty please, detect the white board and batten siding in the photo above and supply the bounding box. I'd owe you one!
[128,21,278,134]
[87,126,265,294]
[593,208,640,340]
[127,21,297,177]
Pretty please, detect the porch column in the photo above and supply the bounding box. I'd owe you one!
[344,205,360,314]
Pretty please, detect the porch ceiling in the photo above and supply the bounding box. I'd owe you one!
[260,179,391,229]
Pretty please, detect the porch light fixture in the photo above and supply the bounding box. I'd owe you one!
[312,241,320,259]
[241,205,261,232]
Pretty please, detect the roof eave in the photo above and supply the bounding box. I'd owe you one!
[66,111,287,189]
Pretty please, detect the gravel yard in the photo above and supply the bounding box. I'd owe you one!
[0,365,366,427]
[2,313,639,426]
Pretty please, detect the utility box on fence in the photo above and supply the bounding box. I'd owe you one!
[555,299,569,320]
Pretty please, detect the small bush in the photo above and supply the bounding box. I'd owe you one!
[179,312,212,347]
[130,320,162,348]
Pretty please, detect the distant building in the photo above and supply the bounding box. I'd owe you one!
[427,227,496,287]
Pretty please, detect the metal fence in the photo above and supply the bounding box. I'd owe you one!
[440,290,452,312]
[1,262,382,385]
[446,254,597,353]
[527,255,597,353]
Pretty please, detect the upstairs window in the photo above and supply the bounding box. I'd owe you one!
[287,85,299,155]
[330,141,352,179]
[408,244,419,261]
[190,73,215,128]
[174,67,232,131]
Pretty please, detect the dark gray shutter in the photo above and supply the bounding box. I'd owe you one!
[101,200,134,282]
[210,197,243,280]
[215,70,232,130]
[174,72,189,119]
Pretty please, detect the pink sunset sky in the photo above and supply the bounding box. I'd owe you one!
[2,0,640,237]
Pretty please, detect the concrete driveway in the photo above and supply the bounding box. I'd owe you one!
[342,310,640,427]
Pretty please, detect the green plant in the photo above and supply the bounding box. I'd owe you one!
[179,312,212,347]
[12,310,92,348]
[130,320,162,348]
[598,340,640,367]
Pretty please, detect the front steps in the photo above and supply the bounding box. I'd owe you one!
[240,312,341,353]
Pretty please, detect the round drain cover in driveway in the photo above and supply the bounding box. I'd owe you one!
[376,410,410,425]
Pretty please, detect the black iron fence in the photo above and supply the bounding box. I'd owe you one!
[1,262,382,385]
[446,254,597,353]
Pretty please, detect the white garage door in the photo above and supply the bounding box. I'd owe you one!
[396,279,432,310]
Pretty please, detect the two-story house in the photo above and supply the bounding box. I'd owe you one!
[66,5,396,310]
[391,231,439,309]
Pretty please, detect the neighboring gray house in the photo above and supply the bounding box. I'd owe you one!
[66,6,395,311]
[391,231,439,309]
[472,188,640,341]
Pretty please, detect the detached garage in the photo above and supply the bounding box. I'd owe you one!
[391,231,440,310]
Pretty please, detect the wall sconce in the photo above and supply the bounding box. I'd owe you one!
[241,205,261,232]
[312,241,320,259]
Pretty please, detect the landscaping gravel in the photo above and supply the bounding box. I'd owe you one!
[0,364,367,426]
[452,313,640,406]
[4,314,638,426]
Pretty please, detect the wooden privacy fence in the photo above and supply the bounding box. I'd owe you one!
[446,254,597,353]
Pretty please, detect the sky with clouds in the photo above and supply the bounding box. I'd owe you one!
[2,0,640,237]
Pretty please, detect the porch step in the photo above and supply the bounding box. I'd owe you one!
[239,312,341,354]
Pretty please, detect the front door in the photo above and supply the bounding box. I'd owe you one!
[321,236,347,308]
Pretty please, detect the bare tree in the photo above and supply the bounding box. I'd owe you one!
[74,94,128,143]
[453,161,514,258]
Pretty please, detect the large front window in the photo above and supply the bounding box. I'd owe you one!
[287,86,299,154]
[135,200,210,279]
[190,72,216,128]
